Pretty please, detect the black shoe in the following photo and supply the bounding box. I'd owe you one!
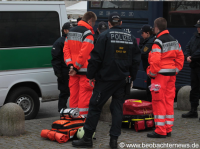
[109,138,118,149]
[72,136,93,148]
[182,108,198,118]
[147,131,166,138]
[167,132,171,137]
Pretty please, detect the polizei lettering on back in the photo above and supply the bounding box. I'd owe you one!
[110,31,133,44]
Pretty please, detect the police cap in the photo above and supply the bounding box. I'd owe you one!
[137,25,153,33]
[194,19,200,28]
[62,22,73,30]
[98,21,108,33]
[108,12,121,23]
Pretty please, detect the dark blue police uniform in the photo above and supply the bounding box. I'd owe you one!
[140,35,155,102]
[184,33,200,108]
[84,25,141,138]
[182,19,200,119]
[72,13,141,149]
[51,22,72,112]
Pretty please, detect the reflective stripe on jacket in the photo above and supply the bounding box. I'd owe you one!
[63,20,94,74]
[147,30,184,77]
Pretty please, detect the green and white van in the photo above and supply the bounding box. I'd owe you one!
[0,1,68,119]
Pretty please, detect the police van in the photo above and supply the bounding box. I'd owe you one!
[0,1,68,119]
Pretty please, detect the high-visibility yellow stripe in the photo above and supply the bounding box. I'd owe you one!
[122,118,154,123]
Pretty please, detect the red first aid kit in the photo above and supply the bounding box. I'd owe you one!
[122,99,154,132]
[123,99,153,115]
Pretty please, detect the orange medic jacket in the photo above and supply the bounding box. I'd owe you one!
[147,30,184,77]
[63,20,95,74]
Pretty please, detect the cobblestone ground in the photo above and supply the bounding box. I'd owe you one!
[0,104,200,149]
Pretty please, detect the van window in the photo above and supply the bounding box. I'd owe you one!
[90,1,148,10]
[163,1,200,27]
[0,11,60,48]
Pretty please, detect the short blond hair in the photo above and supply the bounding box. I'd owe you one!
[82,11,97,22]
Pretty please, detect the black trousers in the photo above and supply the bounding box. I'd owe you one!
[84,80,126,138]
[146,76,152,102]
[57,72,70,111]
[190,67,200,108]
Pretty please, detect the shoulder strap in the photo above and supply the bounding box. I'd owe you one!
[82,29,93,42]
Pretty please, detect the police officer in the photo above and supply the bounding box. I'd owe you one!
[182,19,200,119]
[72,13,141,148]
[94,21,108,44]
[51,22,73,112]
[138,25,155,102]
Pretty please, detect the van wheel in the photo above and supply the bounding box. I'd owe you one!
[6,87,40,120]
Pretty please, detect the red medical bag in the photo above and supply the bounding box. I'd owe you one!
[122,99,154,131]
[123,99,153,115]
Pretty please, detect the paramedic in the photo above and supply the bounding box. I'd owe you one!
[63,11,97,117]
[146,17,184,138]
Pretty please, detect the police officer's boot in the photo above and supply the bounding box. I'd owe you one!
[72,135,93,148]
[182,107,198,118]
[109,136,118,149]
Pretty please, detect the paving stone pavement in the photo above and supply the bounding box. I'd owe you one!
[0,104,200,149]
